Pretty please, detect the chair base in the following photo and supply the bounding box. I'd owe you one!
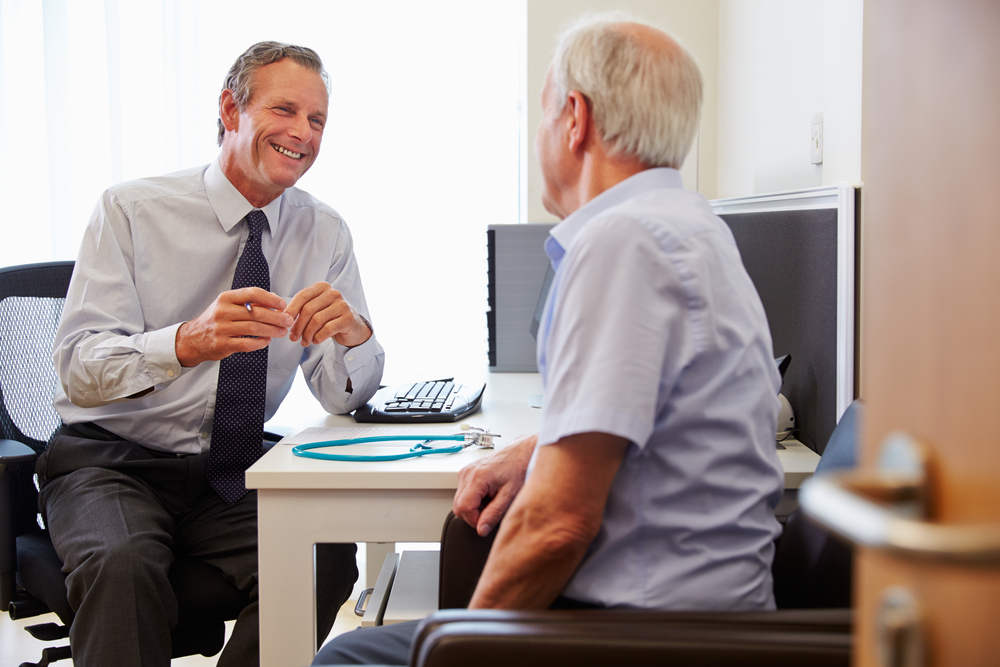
[19,644,71,667]
[24,621,69,641]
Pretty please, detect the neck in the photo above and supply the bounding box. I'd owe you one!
[558,153,648,218]
[219,148,282,209]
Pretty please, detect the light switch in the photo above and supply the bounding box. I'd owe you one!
[811,112,824,165]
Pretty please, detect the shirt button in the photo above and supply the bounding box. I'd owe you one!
[166,369,175,378]
[346,355,354,362]
[201,432,208,439]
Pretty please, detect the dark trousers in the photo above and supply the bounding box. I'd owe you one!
[37,424,358,667]
[312,597,602,666]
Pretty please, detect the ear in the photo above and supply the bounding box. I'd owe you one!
[220,89,240,133]
[564,90,591,153]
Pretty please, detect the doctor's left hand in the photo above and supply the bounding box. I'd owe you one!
[284,282,372,348]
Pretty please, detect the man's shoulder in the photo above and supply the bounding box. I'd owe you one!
[280,186,345,226]
[584,187,728,252]
[106,164,209,205]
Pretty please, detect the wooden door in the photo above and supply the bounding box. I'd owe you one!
[859,0,1000,664]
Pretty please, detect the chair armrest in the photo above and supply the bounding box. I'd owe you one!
[438,512,496,609]
[413,608,852,667]
[1,439,39,610]
[0,439,37,469]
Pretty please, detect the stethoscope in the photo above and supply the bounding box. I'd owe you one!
[291,424,499,462]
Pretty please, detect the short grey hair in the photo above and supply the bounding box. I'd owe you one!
[551,13,703,169]
[217,41,330,146]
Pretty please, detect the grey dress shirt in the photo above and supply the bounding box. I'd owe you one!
[53,158,385,454]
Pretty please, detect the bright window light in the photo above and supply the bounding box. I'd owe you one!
[0,0,522,383]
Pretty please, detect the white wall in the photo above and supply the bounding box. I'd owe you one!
[525,0,720,223]
[717,0,863,198]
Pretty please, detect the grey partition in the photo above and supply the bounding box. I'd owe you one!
[711,184,858,454]
[487,224,555,372]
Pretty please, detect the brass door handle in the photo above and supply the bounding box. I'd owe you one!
[800,431,1000,563]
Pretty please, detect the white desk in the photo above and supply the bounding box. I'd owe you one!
[247,372,820,667]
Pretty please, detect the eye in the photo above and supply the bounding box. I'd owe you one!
[310,118,325,130]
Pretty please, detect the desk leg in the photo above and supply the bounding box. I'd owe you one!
[258,490,320,667]
[256,488,455,667]
[366,543,395,588]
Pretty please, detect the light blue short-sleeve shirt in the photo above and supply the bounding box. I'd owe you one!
[534,168,784,610]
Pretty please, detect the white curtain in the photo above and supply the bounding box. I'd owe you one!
[0,0,523,380]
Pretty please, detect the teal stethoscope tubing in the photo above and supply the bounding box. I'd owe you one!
[291,434,467,462]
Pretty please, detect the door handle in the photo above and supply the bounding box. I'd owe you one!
[800,431,1000,563]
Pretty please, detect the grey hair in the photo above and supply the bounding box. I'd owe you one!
[551,12,703,169]
[217,41,330,146]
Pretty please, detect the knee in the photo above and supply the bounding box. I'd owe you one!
[69,536,173,598]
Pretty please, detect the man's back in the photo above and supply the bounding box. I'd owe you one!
[538,168,784,610]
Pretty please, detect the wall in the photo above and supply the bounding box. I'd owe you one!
[525,0,720,223]
[717,0,863,198]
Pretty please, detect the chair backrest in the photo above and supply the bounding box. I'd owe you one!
[0,261,74,537]
[773,399,862,609]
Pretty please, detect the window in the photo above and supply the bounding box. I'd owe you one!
[0,0,522,380]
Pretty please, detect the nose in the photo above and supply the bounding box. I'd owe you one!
[289,113,313,144]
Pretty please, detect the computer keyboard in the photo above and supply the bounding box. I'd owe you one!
[353,379,486,423]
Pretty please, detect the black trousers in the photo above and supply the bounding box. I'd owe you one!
[37,423,358,667]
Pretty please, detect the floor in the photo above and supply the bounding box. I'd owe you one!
[0,598,361,667]
[1,541,439,666]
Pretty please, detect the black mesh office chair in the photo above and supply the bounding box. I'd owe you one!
[0,261,249,667]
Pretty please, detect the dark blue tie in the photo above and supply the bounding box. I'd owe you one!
[208,210,269,504]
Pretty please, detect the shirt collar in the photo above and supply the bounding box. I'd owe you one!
[204,157,282,235]
[545,167,684,265]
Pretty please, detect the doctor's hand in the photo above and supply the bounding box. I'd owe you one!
[284,282,372,348]
[454,434,538,537]
[176,288,292,367]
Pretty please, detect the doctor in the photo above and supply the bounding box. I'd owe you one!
[41,41,383,667]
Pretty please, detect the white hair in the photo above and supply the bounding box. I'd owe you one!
[551,12,703,169]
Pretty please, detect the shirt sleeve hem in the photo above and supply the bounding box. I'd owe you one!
[537,408,653,451]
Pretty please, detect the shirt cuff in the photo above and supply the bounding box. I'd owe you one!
[145,323,185,384]
[340,334,379,373]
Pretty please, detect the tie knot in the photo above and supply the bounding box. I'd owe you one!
[247,210,267,239]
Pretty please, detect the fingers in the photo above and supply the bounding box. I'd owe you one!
[234,288,294,331]
[453,470,487,528]
[285,282,362,347]
[477,488,517,537]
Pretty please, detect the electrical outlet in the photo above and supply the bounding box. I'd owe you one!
[811,112,824,165]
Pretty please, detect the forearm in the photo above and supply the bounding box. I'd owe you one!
[469,495,596,609]
[301,334,385,414]
[467,433,629,609]
[56,322,184,408]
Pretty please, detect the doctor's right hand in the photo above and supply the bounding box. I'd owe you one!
[453,434,538,537]
[175,287,293,367]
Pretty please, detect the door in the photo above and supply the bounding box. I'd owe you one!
[859,0,1000,664]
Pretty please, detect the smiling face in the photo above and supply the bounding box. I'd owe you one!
[219,58,329,207]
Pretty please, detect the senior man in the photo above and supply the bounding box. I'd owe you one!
[39,41,384,667]
[313,13,782,665]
